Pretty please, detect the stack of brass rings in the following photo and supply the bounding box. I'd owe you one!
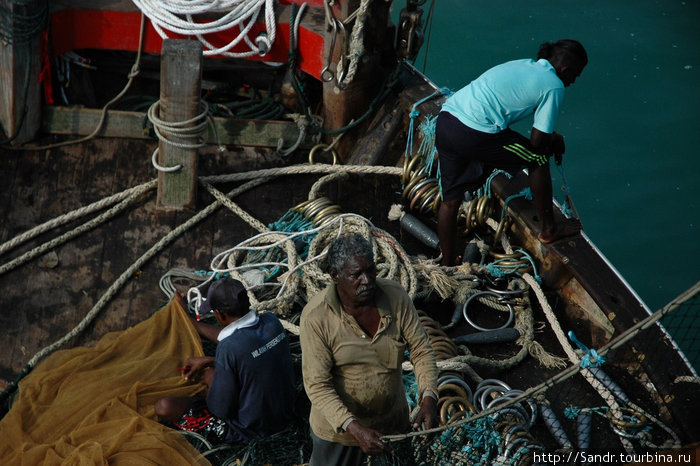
[401,156,441,215]
[459,195,499,235]
[437,372,475,425]
[417,310,458,361]
[494,417,544,465]
[606,407,649,440]
[488,250,533,276]
[292,197,343,227]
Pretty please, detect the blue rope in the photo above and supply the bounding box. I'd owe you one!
[554,162,575,218]
[480,169,512,198]
[564,405,581,420]
[568,331,606,368]
[403,87,453,189]
[501,187,532,220]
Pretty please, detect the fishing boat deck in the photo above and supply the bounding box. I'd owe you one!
[2,133,698,454]
[0,137,407,382]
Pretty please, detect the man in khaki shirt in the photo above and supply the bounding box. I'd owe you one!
[300,234,439,465]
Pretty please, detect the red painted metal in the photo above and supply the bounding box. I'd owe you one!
[49,9,324,79]
[280,0,325,6]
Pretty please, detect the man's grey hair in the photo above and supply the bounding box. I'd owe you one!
[326,234,374,273]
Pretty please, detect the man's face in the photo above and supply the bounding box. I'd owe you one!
[332,255,377,305]
[559,61,585,87]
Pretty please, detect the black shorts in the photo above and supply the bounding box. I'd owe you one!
[435,112,548,201]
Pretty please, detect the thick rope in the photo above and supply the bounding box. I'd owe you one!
[0,181,156,276]
[132,0,277,58]
[486,217,635,451]
[0,180,157,257]
[336,0,371,88]
[2,175,272,402]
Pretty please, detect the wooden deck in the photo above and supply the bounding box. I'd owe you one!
[0,136,409,383]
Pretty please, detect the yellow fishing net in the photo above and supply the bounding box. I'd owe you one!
[0,298,210,465]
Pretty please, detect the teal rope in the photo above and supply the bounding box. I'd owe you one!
[480,170,512,199]
[568,331,605,368]
[555,162,575,218]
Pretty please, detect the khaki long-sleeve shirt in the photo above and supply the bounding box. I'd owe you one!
[300,278,438,445]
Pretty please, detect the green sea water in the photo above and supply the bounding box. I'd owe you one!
[407,0,699,314]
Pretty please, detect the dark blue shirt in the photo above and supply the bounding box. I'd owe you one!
[206,312,296,443]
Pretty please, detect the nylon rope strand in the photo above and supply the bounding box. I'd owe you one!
[131,0,277,58]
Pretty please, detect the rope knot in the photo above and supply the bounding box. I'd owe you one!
[568,330,606,368]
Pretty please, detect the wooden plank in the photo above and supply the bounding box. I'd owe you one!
[42,106,315,149]
[0,0,42,144]
[156,39,203,210]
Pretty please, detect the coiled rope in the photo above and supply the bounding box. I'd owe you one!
[132,0,277,58]
[148,100,212,172]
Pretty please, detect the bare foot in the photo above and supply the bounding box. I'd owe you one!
[538,218,582,244]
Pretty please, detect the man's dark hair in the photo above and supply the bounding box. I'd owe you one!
[537,39,588,67]
[327,234,374,273]
[207,277,250,317]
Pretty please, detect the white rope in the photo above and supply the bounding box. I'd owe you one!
[0,180,157,257]
[132,0,277,58]
[148,100,211,172]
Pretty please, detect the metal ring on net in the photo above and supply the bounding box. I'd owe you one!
[293,196,343,227]
[438,375,473,403]
[401,157,442,215]
[460,195,497,235]
[402,155,424,185]
[308,144,338,165]
[462,291,515,332]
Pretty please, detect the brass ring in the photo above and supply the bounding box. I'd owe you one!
[418,185,441,215]
[312,205,341,225]
[438,383,469,400]
[402,172,428,199]
[606,408,648,429]
[409,183,435,211]
[308,144,338,165]
[303,198,334,219]
[402,156,424,185]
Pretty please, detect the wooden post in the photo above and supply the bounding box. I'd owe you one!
[320,0,394,162]
[156,39,203,210]
[0,0,42,144]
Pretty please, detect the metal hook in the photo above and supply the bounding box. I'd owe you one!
[335,19,349,87]
[320,18,337,82]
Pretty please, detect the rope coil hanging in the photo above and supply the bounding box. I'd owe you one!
[132,0,277,58]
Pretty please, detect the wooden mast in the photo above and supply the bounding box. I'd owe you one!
[0,0,42,144]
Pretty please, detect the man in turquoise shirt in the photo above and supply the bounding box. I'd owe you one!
[436,39,588,266]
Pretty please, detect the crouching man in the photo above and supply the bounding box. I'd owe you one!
[155,277,296,444]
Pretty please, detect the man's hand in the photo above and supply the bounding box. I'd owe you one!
[413,396,439,431]
[182,356,215,381]
[346,421,392,455]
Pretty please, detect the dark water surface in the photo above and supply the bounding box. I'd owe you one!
[406,0,699,313]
